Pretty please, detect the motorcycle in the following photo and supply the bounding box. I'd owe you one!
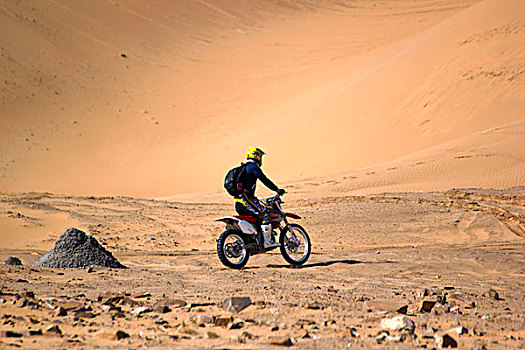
[214,194,311,269]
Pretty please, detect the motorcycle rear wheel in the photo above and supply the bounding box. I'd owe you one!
[279,224,311,265]
[217,230,249,269]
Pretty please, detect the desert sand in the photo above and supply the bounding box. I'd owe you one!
[1,0,524,349]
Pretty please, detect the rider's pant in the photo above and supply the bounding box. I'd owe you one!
[234,193,269,224]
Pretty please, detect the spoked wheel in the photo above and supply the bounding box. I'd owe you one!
[217,230,249,269]
[279,224,311,265]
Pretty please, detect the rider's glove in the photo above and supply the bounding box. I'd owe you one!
[277,189,286,196]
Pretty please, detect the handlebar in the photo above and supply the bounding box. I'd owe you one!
[266,194,284,205]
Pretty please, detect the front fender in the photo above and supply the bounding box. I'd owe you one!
[285,213,301,219]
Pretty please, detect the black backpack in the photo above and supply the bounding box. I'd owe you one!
[224,163,247,197]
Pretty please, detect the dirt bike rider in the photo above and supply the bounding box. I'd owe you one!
[234,146,286,248]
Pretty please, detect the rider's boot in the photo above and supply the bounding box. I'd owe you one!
[261,224,280,248]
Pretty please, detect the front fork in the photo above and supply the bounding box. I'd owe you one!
[280,211,300,246]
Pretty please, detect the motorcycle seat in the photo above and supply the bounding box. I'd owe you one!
[233,215,260,224]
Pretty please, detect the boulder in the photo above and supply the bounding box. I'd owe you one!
[223,297,251,313]
[379,316,415,333]
[420,300,437,313]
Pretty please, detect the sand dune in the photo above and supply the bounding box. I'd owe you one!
[4,0,521,197]
[289,120,525,199]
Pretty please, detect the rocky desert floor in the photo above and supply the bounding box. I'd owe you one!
[1,188,524,349]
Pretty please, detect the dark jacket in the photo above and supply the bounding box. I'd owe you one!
[240,160,278,197]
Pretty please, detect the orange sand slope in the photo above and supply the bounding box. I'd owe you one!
[0,0,523,197]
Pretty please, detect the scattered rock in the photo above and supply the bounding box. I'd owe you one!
[238,331,254,343]
[269,336,294,346]
[102,303,121,312]
[397,305,408,314]
[190,314,214,324]
[435,333,457,348]
[214,316,233,327]
[15,298,27,308]
[448,292,463,301]
[1,330,23,338]
[306,303,322,310]
[302,331,311,339]
[98,329,130,340]
[447,326,468,335]
[205,331,219,339]
[131,307,151,316]
[364,300,408,314]
[22,291,35,299]
[376,331,389,343]
[464,301,476,309]
[29,329,42,336]
[115,330,130,340]
[59,300,83,311]
[387,333,406,342]
[223,297,251,313]
[45,324,62,335]
[450,305,461,313]
[119,297,141,307]
[488,289,500,300]
[154,299,186,309]
[154,305,171,314]
[99,292,124,304]
[422,327,437,338]
[131,292,151,299]
[33,228,126,268]
[379,315,415,333]
[166,333,179,340]
[229,321,244,330]
[346,327,359,337]
[56,307,67,316]
[177,322,198,335]
[2,257,22,266]
[75,311,97,319]
[420,300,437,313]
[28,317,40,324]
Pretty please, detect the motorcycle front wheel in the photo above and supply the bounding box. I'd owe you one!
[217,230,249,269]
[279,224,311,265]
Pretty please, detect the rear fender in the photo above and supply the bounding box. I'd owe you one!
[214,217,257,235]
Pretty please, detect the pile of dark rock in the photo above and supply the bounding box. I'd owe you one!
[3,257,22,266]
[33,228,126,268]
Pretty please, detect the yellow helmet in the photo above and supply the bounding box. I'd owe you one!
[246,146,266,165]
